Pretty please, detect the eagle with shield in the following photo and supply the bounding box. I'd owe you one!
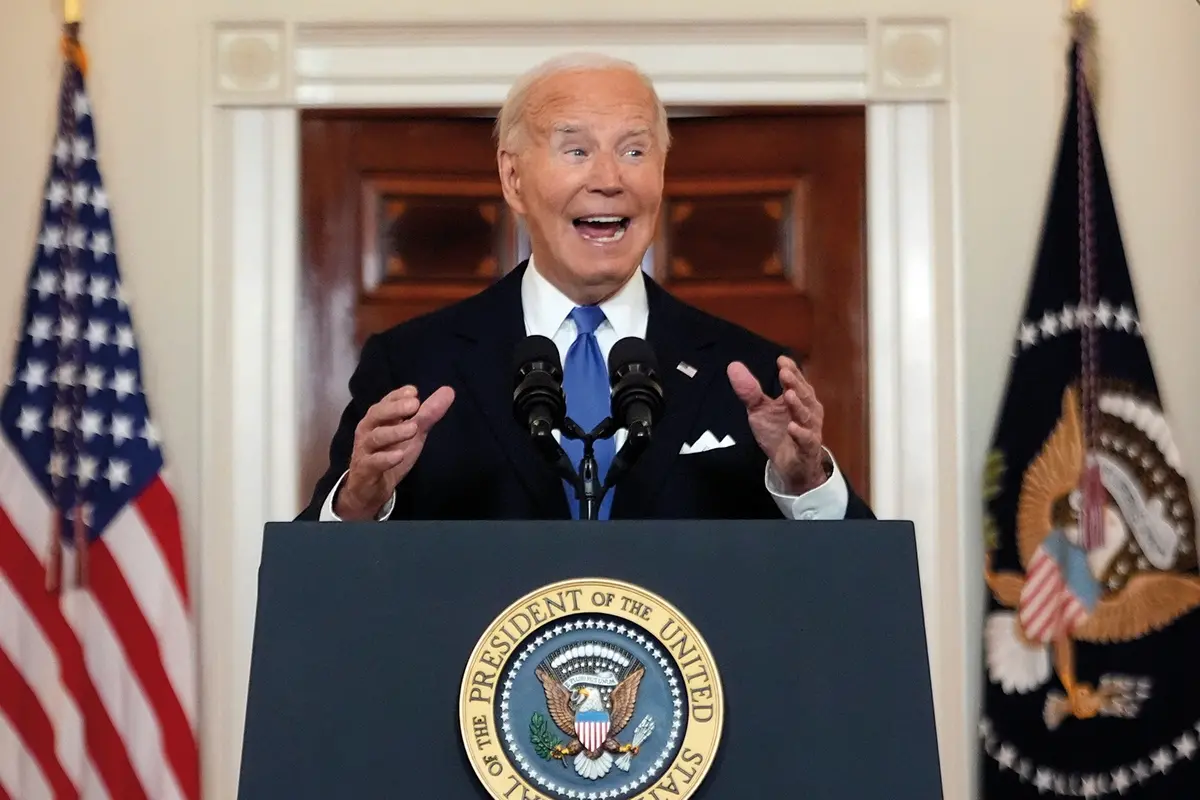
[532,642,656,780]
[984,383,1200,728]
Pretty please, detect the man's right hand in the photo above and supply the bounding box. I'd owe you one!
[334,384,456,520]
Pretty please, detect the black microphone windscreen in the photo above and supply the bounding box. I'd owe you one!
[512,335,562,376]
[607,337,658,375]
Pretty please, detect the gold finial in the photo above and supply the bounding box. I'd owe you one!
[1070,0,1089,11]
[64,0,83,24]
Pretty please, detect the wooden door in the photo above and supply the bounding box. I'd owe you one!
[298,107,868,508]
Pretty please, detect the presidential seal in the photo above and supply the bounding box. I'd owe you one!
[459,578,723,800]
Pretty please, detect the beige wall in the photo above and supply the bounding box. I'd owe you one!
[2,0,1198,797]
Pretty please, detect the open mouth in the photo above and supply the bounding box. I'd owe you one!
[572,216,631,243]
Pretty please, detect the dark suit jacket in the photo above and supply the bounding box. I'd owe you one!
[297,262,874,521]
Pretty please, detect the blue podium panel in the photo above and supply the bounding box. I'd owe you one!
[238,520,942,799]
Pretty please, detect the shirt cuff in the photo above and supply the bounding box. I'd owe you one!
[764,447,849,520]
[319,470,396,522]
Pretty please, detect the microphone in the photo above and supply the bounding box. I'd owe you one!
[608,337,665,436]
[604,338,665,490]
[511,335,566,443]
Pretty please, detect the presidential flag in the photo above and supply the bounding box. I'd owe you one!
[0,24,200,800]
[979,12,1199,799]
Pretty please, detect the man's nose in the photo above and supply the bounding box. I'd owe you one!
[586,154,623,195]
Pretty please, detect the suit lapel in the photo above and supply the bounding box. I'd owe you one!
[450,263,570,518]
[611,277,719,518]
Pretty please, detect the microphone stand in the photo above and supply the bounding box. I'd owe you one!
[526,415,651,522]
[561,417,617,521]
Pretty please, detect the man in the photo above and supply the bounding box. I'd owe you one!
[297,52,874,523]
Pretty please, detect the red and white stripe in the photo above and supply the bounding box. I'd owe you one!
[1019,545,1088,643]
[577,720,608,753]
[0,435,199,800]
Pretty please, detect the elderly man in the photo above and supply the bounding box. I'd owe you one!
[297,52,873,523]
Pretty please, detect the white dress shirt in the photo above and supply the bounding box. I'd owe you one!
[320,258,849,521]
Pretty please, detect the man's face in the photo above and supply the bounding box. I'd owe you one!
[498,67,666,304]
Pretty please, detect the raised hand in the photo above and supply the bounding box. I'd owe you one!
[727,355,827,494]
[335,384,455,519]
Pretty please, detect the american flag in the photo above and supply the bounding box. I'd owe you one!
[0,26,199,800]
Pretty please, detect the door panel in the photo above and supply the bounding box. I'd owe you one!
[298,108,868,508]
[652,111,869,503]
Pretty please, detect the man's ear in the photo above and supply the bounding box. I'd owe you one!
[497,149,525,215]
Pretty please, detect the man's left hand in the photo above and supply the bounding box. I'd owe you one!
[727,356,827,494]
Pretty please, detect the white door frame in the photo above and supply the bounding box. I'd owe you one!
[200,16,969,800]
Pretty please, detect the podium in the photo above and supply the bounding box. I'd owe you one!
[237,519,942,799]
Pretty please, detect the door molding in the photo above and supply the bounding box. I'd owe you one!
[200,15,969,800]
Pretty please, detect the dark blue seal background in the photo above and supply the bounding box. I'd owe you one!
[496,614,687,798]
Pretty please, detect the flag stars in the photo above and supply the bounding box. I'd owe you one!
[34,270,59,299]
[87,275,111,305]
[113,282,130,309]
[90,231,113,260]
[1015,300,1142,351]
[51,405,75,434]
[84,319,109,350]
[73,90,90,119]
[57,314,80,345]
[71,134,91,165]
[114,325,135,353]
[110,368,137,399]
[1038,311,1059,338]
[79,409,104,441]
[28,315,54,345]
[104,459,131,490]
[62,268,86,300]
[66,502,94,528]
[46,180,69,209]
[1175,732,1198,760]
[49,450,71,480]
[1113,304,1136,332]
[39,225,64,254]
[53,362,77,388]
[54,136,71,165]
[19,361,48,392]
[1018,322,1038,349]
[72,181,92,207]
[15,407,42,438]
[77,455,98,487]
[67,224,88,251]
[91,187,109,216]
[141,420,161,449]
[82,365,106,395]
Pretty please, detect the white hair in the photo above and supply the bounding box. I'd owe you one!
[495,51,671,152]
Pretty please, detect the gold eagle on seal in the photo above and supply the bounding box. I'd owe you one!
[984,384,1200,729]
[534,661,646,778]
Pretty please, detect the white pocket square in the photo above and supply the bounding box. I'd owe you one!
[680,431,735,455]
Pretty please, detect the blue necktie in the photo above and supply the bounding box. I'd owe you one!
[561,306,614,519]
